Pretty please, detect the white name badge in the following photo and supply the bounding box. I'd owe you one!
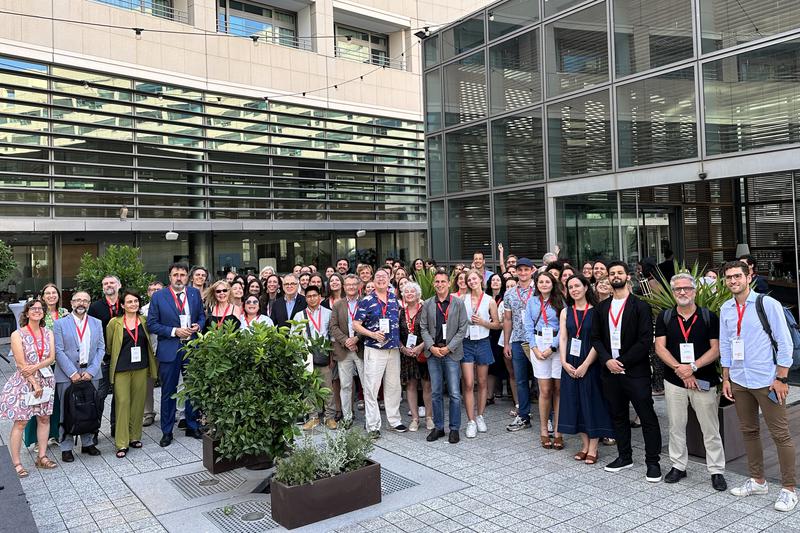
[79,350,88,366]
[441,324,448,339]
[469,325,481,339]
[540,327,554,347]
[180,315,191,328]
[379,318,390,333]
[39,366,53,378]
[25,386,53,407]
[569,338,582,356]
[679,343,695,363]
[406,334,418,348]
[348,325,355,338]
[611,329,622,350]
[732,337,745,361]
[130,346,142,363]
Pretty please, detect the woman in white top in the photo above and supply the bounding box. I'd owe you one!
[462,269,501,438]
[240,296,274,329]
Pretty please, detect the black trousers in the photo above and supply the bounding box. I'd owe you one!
[98,360,115,429]
[602,373,661,466]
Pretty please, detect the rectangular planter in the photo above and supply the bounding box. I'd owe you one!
[270,459,382,530]
[202,433,271,475]
[686,402,746,462]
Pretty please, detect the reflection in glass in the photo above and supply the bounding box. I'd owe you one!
[424,35,439,69]
[448,195,491,260]
[489,28,540,114]
[494,189,546,259]
[614,0,694,77]
[425,70,442,132]
[427,135,444,196]
[700,0,800,54]
[488,0,539,41]
[444,51,487,127]
[491,110,544,186]
[617,67,697,168]
[446,124,489,193]
[556,192,620,265]
[547,90,611,178]
[442,14,485,61]
[544,0,592,17]
[545,2,609,97]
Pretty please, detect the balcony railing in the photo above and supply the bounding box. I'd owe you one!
[335,45,405,71]
[218,18,313,51]
[93,0,190,24]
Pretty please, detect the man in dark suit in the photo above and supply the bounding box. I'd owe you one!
[270,274,306,328]
[592,260,663,482]
[146,262,206,447]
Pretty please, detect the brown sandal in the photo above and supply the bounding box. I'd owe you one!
[34,456,58,469]
[14,463,29,478]
[553,436,564,450]
[540,435,553,449]
[574,451,588,461]
[585,454,598,465]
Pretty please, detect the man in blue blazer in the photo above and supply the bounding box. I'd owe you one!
[146,262,206,447]
[54,290,105,462]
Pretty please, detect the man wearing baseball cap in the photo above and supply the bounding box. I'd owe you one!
[504,257,536,431]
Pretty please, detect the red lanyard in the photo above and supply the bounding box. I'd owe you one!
[307,308,322,332]
[75,316,88,343]
[106,298,120,318]
[517,285,532,306]
[244,314,260,327]
[609,297,628,329]
[26,325,45,361]
[123,316,139,346]
[677,313,698,343]
[405,304,420,332]
[471,293,484,316]
[215,304,231,328]
[170,288,187,314]
[572,304,588,338]
[377,294,388,317]
[735,301,746,336]
[437,296,451,321]
[539,296,550,326]
[347,300,358,321]
[51,310,59,323]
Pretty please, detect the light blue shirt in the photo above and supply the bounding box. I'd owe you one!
[285,295,297,319]
[523,294,560,351]
[719,290,792,389]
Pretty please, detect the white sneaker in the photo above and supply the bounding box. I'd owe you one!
[409,419,419,432]
[476,415,487,433]
[775,488,798,512]
[731,478,769,497]
[426,417,434,430]
[466,420,477,438]
[418,406,426,417]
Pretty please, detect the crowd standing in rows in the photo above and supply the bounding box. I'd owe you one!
[0,252,796,512]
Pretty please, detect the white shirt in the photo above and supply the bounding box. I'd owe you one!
[609,297,626,359]
[239,314,274,329]
[464,292,491,340]
[72,313,91,365]
[293,306,331,341]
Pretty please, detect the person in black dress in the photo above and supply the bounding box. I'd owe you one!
[203,280,241,333]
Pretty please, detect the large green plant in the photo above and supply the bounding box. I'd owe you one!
[414,268,436,300]
[0,239,16,283]
[76,244,155,301]
[640,261,732,316]
[274,430,374,487]
[180,321,327,461]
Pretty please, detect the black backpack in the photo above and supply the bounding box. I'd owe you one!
[61,381,101,437]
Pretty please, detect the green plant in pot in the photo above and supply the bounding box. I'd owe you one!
[180,320,328,466]
[640,261,732,317]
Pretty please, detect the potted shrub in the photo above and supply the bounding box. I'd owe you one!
[641,262,746,461]
[181,321,328,474]
[270,430,381,530]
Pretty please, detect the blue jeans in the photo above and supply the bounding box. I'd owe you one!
[511,341,531,422]
[427,355,462,431]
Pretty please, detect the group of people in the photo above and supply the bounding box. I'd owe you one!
[0,253,796,512]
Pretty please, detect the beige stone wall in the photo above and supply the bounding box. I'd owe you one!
[0,0,494,118]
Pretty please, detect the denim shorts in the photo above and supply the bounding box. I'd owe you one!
[462,337,494,365]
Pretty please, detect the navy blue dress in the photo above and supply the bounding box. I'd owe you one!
[559,306,614,438]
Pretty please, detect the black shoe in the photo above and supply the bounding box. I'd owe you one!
[81,445,101,456]
[159,433,173,447]
[664,467,686,484]
[448,430,460,444]
[368,430,381,440]
[646,463,663,483]
[61,451,75,463]
[604,457,634,472]
[185,428,203,440]
[426,429,445,442]
[712,474,728,492]
[178,419,187,429]
[392,424,408,433]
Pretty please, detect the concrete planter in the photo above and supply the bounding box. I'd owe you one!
[686,401,746,461]
[202,433,271,475]
[270,459,382,529]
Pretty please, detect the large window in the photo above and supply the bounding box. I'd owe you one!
[491,109,544,186]
[442,14,485,61]
[617,67,697,168]
[495,189,546,259]
[443,51,487,127]
[217,0,299,49]
[446,124,489,193]
[430,201,447,261]
[547,90,611,178]
[448,195,491,260]
[335,25,390,68]
[700,0,800,54]
[97,0,187,24]
[545,2,609,97]
[424,70,442,132]
[489,28,540,114]
[488,0,539,41]
[704,39,800,155]
[427,135,444,197]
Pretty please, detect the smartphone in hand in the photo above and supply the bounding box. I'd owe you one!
[768,389,782,405]
[696,379,711,392]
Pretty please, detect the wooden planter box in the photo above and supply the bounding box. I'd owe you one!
[202,433,271,475]
[270,459,381,529]
[686,402,746,462]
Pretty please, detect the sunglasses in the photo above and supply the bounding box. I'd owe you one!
[215,289,229,293]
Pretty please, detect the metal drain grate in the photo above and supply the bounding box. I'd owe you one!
[206,499,279,533]
[381,467,418,496]
[167,469,246,500]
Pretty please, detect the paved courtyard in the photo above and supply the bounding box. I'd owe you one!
[2,340,800,533]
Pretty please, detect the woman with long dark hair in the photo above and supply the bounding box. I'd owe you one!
[259,274,283,316]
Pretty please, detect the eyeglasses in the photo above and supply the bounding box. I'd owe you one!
[245,299,259,305]
[215,289,229,293]
[28,307,44,313]
[672,287,694,293]
[284,282,298,286]
[71,298,90,303]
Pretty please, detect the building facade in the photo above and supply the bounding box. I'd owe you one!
[0,0,492,302]
[424,0,800,307]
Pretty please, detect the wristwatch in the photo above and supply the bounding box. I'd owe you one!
[776,376,789,384]
[690,362,698,373]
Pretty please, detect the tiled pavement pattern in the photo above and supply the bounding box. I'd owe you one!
[2,339,799,533]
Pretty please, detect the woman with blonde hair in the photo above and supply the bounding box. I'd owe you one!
[203,280,241,332]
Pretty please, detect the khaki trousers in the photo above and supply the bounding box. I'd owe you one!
[363,347,402,431]
[338,352,364,422]
[732,382,796,487]
[309,364,337,420]
[664,381,725,474]
[113,368,148,450]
